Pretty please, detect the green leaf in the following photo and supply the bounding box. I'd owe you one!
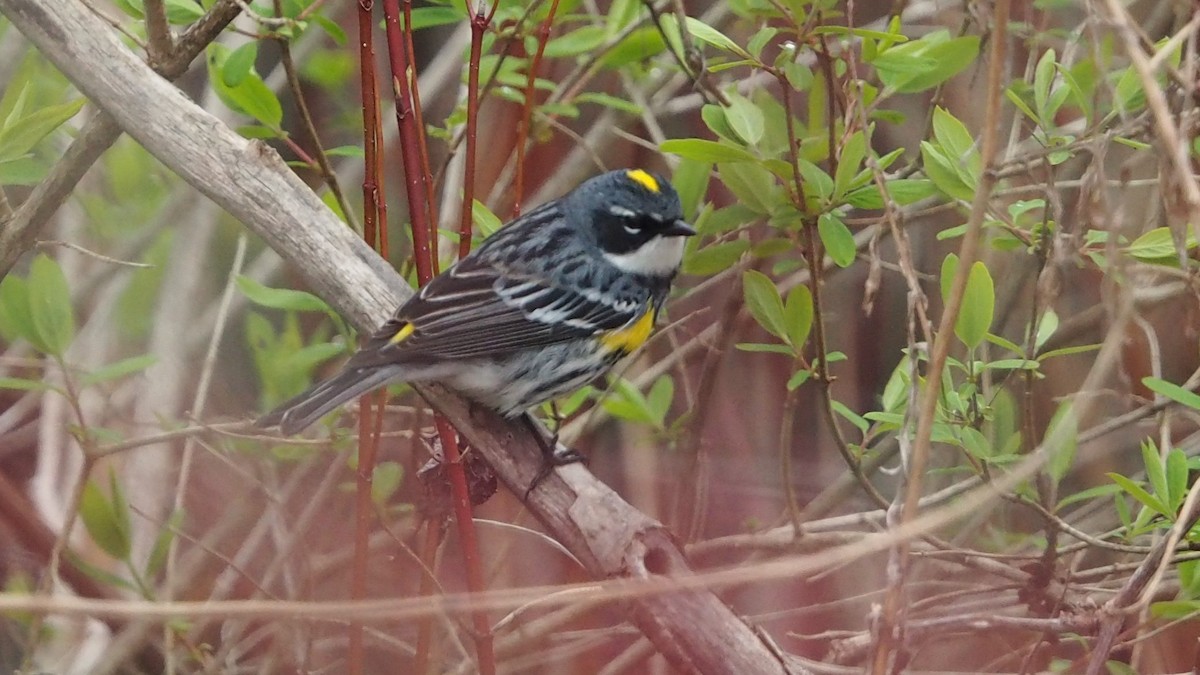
[1057,483,1122,509]
[164,0,205,23]
[724,92,764,146]
[817,212,856,267]
[0,98,86,162]
[471,199,502,237]
[864,410,904,427]
[603,378,658,427]
[0,81,31,129]
[1142,376,1200,410]
[833,130,866,200]
[576,92,642,114]
[80,479,132,561]
[0,273,34,345]
[717,161,778,215]
[880,359,910,412]
[1114,490,1132,529]
[786,369,812,390]
[1034,309,1059,350]
[831,400,869,433]
[1126,227,1195,260]
[844,179,936,209]
[985,332,1024,355]
[1149,601,1200,620]
[1108,472,1169,518]
[701,104,741,145]
[325,145,365,158]
[543,25,607,58]
[1033,48,1057,123]
[0,377,51,392]
[222,42,259,88]
[752,237,794,259]
[400,6,463,30]
[780,60,811,92]
[672,159,711,221]
[207,44,283,128]
[237,276,332,313]
[599,27,666,69]
[743,270,788,343]
[1142,440,1168,509]
[871,32,979,93]
[27,254,75,356]
[1044,401,1077,483]
[0,155,49,185]
[980,359,1039,371]
[144,510,182,579]
[794,158,833,205]
[783,284,813,349]
[683,239,748,275]
[747,26,778,59]
[932,106,981,188]
[953,261,994,349]
[698,203,758,235]
[920,142,973,202]
[310,15,348,45]
[679,16,751,60]
[940,253,958,305]
[1181,559,1200,598]
[1038,343,1102,361]
[736,342,795,355]
[661,138,756,164]
[371,461,404,506]
[1166,448,1187,513]
[1005,86,1039,124]
[645,376,674,427]
[958,426,992,459]
[82,355,159,387]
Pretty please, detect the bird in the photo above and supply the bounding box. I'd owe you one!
[257,168,694,479]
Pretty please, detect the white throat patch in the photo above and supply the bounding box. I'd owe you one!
[603,235,686,276]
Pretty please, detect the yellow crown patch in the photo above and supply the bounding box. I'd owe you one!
[626,169,660,194]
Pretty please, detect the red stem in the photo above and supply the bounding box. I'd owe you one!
[403,0,440,271]
[459,0,498,257]
[375,112,390,257]
[349,4,384,672]
[359,2,382,249]
[511,0,561,217]
[383,1,496,671]
[434,416,495,673]
[381,0,435,281]
[413,518,444,673]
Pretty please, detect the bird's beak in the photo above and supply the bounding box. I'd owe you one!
[663,220,697,237]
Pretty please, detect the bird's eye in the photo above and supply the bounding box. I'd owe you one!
[619,213,660,235]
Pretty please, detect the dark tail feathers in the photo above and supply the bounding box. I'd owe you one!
[256,366,400,435]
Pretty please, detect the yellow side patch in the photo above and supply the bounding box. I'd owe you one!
[600,307,656,354]
[389,321,415,344]
[626,169,660,194]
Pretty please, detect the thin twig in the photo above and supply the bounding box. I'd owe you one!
[273,0,358,232]
[873,5,1011,670]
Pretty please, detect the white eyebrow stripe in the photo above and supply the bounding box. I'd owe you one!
[608,205,637,217]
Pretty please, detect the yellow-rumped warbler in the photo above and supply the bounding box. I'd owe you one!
[258,169,694,448]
